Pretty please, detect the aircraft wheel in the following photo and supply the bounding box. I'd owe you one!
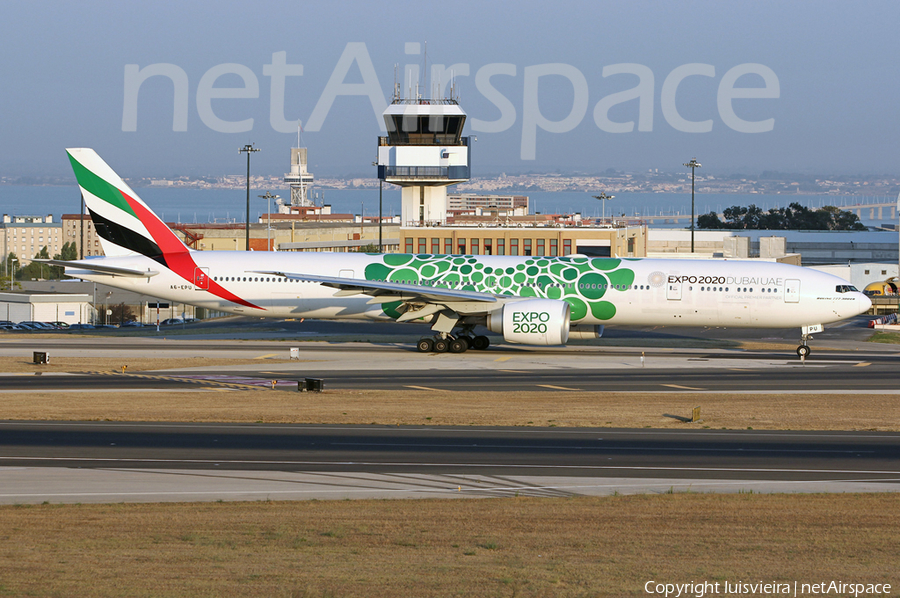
[457,336,472,350]
[797,345,811,359]
[449,338,468,353]
[433,338,449,353]
[472,335,490,350]
[417,338,434,353]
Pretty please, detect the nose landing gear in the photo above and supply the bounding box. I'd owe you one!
[797,324,822,360]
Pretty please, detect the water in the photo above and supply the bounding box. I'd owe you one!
[0,184,892,228]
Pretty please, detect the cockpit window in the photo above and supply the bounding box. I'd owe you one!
[835,285,858,293]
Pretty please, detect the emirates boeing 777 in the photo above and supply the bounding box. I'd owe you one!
[43,149,872,358]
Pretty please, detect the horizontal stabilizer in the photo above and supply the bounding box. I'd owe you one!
[34,259,159,278]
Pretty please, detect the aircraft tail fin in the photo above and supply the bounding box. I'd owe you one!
[65,148,191,262]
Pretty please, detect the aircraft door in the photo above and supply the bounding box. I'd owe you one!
[339,269,355,279]
[666,280,682,301]
[784,279,800,303]
[194,267,210,290]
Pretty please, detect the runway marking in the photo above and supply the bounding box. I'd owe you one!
[494,356,513,362]
[4,422,900,441]
[661,383,706,391]
[537,384,582,391]
[854,362,872,367]
[404,385,445,392]
[729,368,756,372]
[330,442,874,455]
[84,371,265,391]
[498,370,529,374]
[254,354,279,360]
[1,456,898,476]
[4,476,899,502]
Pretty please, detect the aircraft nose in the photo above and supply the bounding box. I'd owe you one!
[858,293,872,315]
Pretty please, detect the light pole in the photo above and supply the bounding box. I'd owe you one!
[373,161,383,253]
[8,258,16,291]
[683,158,701,252]
[592,193,615,224]
[258,192,280,251]
[239,144,260,251]
[378,178,383,252]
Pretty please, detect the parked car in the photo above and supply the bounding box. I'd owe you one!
[0,324,26,331]
[160,318,184,325]
[19,321,55,330]
[48,321,70,329]
[67,323,96,330]
[120,321,144,327]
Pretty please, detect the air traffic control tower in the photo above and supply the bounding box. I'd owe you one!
[376,86,470,226]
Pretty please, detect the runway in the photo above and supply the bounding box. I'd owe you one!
[1,422,898,503]
[0,334,898,392]
[2,359,900,393]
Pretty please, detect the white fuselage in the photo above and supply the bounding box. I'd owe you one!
[68,251,871,330]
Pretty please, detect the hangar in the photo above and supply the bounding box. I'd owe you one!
[0,291,93,325]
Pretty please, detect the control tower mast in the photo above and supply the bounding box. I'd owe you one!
[375,80,470,227]
[283,143,315,209]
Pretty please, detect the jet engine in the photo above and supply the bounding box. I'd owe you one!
[487,299,571,345]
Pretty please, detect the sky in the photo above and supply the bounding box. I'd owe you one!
[1,0,898,178]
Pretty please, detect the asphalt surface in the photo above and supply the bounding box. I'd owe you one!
[1,358,898,392]
[2,421,898,482]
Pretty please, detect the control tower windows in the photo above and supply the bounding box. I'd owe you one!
[386,115,466,145]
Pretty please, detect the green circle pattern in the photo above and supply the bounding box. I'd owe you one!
[364,255,635,322]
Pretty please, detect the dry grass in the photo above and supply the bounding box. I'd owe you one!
[0,494,897,597]
[0,387,897,431]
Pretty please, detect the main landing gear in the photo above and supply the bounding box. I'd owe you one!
[416,333,490,354]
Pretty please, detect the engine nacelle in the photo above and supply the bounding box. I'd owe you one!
[487,299,571,345]
[569,324,604,339]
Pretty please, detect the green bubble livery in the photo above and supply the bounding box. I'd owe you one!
[364,255,635,322]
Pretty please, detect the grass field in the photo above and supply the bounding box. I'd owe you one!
[1,387,898,431]
[1,494,897,597]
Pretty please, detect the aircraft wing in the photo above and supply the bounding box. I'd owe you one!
[251,270,502,317]
[34,259,159,278]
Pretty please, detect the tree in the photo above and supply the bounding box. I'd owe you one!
[2,252,20,290]
[697,212,725,229]
[16,246,51,280]
[110,303,136,325]
[821,206,867,231]
[699,203,867,231]
[49,241,78,279]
